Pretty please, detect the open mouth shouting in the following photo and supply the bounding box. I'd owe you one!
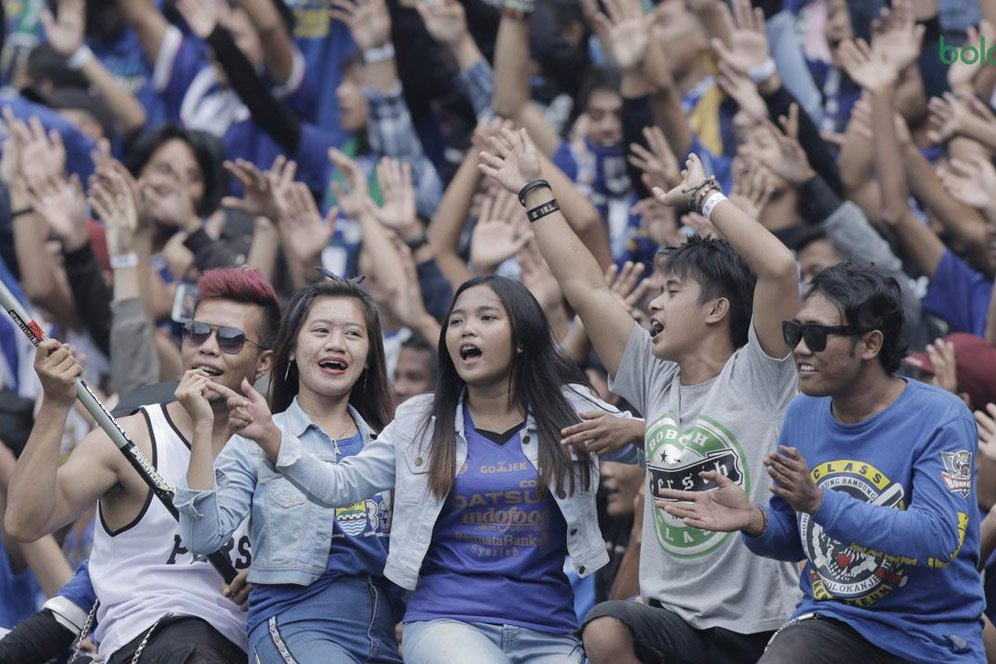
[459,343,483,363]
[649,319,664,338]
[319,356,349,376]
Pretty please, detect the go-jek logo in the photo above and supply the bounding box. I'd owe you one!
[939,34,996,66]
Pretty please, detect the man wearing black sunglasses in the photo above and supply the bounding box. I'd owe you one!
[6,268,281,663]
[657,261,985,663]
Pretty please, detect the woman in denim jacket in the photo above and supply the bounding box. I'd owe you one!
[210,275,640,664]
[176,278,402,664]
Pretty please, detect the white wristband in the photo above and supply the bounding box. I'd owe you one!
[747,58,776,85]
[701,191,726,220]
[67,45,94,70]
[362,43,395,64]
[110,252,139,270]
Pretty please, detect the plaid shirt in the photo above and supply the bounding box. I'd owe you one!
[364,82,442,218]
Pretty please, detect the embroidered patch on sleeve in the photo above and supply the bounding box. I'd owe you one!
[941,450,972,497]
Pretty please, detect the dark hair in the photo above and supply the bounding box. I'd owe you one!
[401,333,438,383]
[424,275,596,498]
[792,227,830,255]
[655,235,757,349]
[804,261,908,372]
[195,268,281,348]
[123,124,226,216]
[269,279,393,432]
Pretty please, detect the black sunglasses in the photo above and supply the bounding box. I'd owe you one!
[182,320,265,355]
[781,321,869,352]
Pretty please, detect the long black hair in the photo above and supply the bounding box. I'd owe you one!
[269,279,394,432]
[424,275,596,498]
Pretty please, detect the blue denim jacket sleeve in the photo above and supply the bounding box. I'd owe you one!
[275,424,399,508]
[176,438,257,555]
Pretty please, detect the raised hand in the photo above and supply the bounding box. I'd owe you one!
[415,0,468,47]
[382,239,432,330]
[716,60,767,122]
[222,157,295,222]
[628,125,681,193]
[744,106,815,186]
[593,0,650,71]
[947,22,993,95]
[517,239,562,313]
[470,187,532,273]
[711,0,771,76]
[975,404,996,463]
[331,0,391,51]
[364,157,418,239]
[89,168,140,257]
[477,128,543,196]
[175,0,224,39]
[870,0,924,72]
[681,210,722,240]
[656,470,759,532]
[34,339,83,407]
[25,172,89,251]
[471,116,514,152]
[729,162,774,219]
[605,260,650,325]
[631,196,681,246]
[652,153,710,208]
[224,378,280,452]
[937,156,996,213]
[174,369,217,426]
[837,38,897,92]
[328,148,370,219]
[928,92,974,145]
[924,338,960,395]
[764,446,823,513]
[39,0,85,58]
[15,115,67,182]
[276,183,337,266]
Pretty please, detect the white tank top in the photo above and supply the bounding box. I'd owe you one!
[89,404,252,658]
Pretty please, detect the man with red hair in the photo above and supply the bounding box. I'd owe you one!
[5,268,279,663]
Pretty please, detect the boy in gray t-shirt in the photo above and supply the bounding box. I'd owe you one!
[477,128,804,663]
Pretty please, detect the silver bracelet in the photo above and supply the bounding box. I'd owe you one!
[747,58,776,85]
[363,43,395,64]
[110,252,139,270]
[67,45,94,70]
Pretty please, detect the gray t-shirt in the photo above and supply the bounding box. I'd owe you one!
[611,322,801,633]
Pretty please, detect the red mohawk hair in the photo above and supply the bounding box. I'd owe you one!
[195,268,281,347]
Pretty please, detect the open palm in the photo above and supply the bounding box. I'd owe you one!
[655,471,756,532]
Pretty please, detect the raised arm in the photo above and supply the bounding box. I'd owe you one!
[217,380,397,507]
[237,0,296,85]
[42,0,147,135]
[658,153,799,357]
[479,128,636,375]
[117,0,170,65]
[5,340,122,541]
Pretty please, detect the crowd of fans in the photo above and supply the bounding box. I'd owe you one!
[0,0,995,661]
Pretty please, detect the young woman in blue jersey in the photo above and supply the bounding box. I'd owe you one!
[175,276,402,664]
[201,274,639,664]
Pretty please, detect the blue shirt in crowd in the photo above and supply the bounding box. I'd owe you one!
[746,379,985,663]
[922,249,993,337]
[0,539,42,629]
[246,431,391,634]
[404,409,576,634]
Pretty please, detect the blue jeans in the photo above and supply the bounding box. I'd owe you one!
[402,619,583,664]
[249,576,401,664]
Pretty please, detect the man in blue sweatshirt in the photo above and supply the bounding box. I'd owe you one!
[657,261,985,664]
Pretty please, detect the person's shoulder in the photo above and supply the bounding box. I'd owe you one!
[784,392,828,420]
[395,394,435,419]
[903,380,972,422]
[561,383,616,412]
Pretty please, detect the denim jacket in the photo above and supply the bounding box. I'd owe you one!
[272,384,639,590]
[175,399,390,586]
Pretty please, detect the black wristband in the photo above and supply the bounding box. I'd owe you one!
[518,179,551,206]
[10,207,33,220]
[404,234,428,251]
[527,199,559,222]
